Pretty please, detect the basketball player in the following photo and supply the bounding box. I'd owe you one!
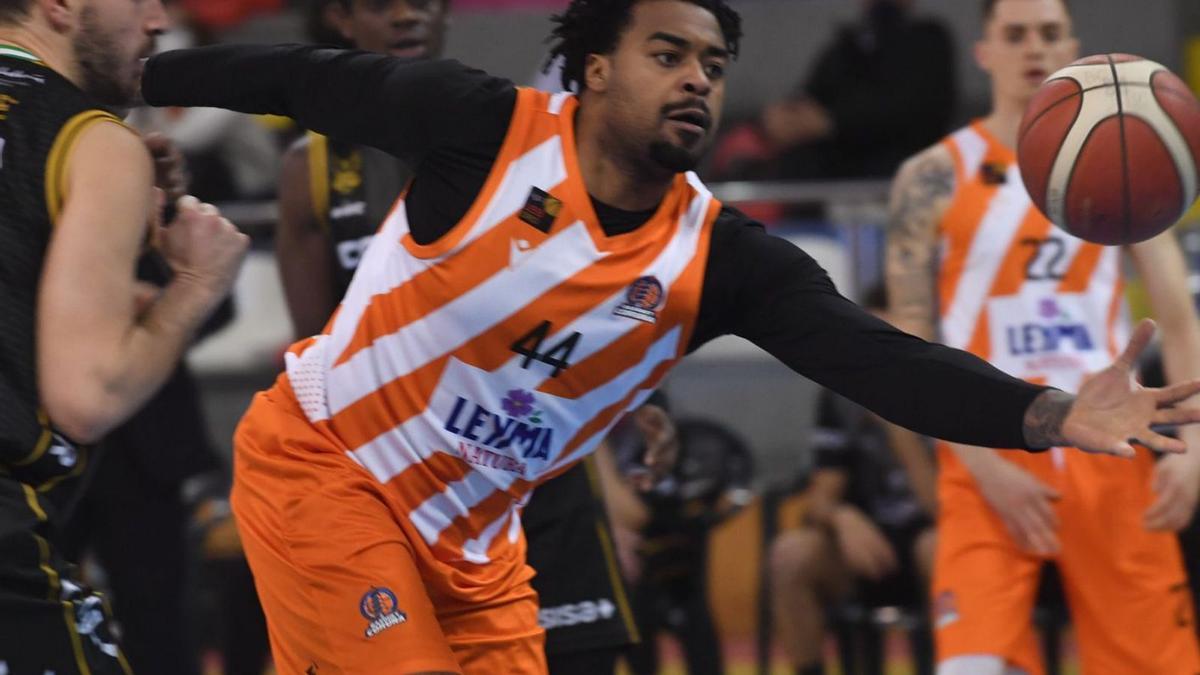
[886,1,1200,672]
[0,0,248,671]
[277,2,639,672]
[142,1,1200,672]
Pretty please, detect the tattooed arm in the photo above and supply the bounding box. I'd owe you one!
[884,144,953,340]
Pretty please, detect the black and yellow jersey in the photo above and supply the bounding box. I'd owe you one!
[306,131,409,295]
[0,46,122,532]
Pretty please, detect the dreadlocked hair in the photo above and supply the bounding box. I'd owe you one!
[545,0,742,93]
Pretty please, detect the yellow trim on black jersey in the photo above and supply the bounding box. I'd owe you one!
[307,131,331,231]
[22,483,47,521]
[36,445,87,493]
[44,110,125,224]
[582,455,641,643]
[12,424,52,467]
[33,534,92,674]
[96,591,134,674]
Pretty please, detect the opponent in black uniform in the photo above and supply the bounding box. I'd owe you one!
[0,1,247,671]
[276,4,638,671]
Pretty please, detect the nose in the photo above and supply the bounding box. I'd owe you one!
[681,59,712,98]
[146,0,169,35]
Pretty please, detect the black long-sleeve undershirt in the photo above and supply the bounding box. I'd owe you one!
[143,45,1047,449]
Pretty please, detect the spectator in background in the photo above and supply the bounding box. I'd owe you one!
[768,285,937,675]
[127,0,281,202]
[611,397,754,675]
[712,0,955,181]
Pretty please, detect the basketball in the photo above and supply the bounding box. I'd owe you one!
[1017,54,1200,245]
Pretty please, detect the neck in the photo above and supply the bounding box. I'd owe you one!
[0,25,78,87]
[982,94,1028,149]
[574,102,674,211]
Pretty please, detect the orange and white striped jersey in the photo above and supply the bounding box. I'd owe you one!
[937,121,1128,394]
[282,88,719,565]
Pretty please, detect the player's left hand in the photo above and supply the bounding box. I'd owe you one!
[1053,320,1200,457]
[1145,453,1200,531]
[143,132,189,204]
[631,404,679,492]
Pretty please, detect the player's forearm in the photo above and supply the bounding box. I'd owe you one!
[1157,322,1200,462]
[42,278,226,443]
[950,442,1009,476]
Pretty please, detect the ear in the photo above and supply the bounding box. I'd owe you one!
[584,53,610,93]
[36,0,74,33]
[974,38,991,73]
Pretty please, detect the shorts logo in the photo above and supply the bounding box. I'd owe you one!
[933,590,959,629]
[613,276,664,324]
[360,587,407,638]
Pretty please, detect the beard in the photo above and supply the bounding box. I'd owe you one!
[75,6,137,106]
[649,139,701,173]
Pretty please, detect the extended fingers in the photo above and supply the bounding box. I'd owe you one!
[1116,319,1156,369]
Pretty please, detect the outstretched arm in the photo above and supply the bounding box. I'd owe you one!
[141,45,515,167]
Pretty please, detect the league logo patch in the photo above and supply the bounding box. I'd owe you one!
[518,187,562,233]
[360,586,407,638]
[613,276,665,324]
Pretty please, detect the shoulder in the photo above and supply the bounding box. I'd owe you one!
[890,142,956,214]
[713,204,767,233]
[895,142,955,186]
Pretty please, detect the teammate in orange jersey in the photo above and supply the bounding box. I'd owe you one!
[143,1,1200,673]
[886,1,1200,673]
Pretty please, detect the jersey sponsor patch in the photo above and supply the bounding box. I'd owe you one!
[986,291,1107,390]
[539,598,617,630]
[518,187,561,233]
[360,586,407,638]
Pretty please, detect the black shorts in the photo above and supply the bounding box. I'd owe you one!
[0,483,129,675]
[523,457,638,655]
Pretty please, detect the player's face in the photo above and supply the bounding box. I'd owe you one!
[976,0,1079,105]
[74,0,166,106]
[332,0,449,59]
[598,0,729,174]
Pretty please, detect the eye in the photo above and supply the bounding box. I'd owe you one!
[704,62,726,80]
[1041,25,1063,43]
[1004,26,1026,45]
[655,52,681,67]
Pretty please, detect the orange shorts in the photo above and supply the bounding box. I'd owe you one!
[934,445,1199,674]
[230,381,547,675]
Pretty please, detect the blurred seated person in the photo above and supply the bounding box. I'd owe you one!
[768,285,937,675]
[712,0,955,181]
[610,397,754,675]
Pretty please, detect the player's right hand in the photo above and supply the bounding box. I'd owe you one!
[158,195,250,300]
[973,459,1062,555]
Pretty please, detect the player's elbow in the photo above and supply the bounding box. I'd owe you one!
[39,381,120,444]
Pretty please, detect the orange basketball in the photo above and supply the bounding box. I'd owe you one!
[1017,54,1200,245]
